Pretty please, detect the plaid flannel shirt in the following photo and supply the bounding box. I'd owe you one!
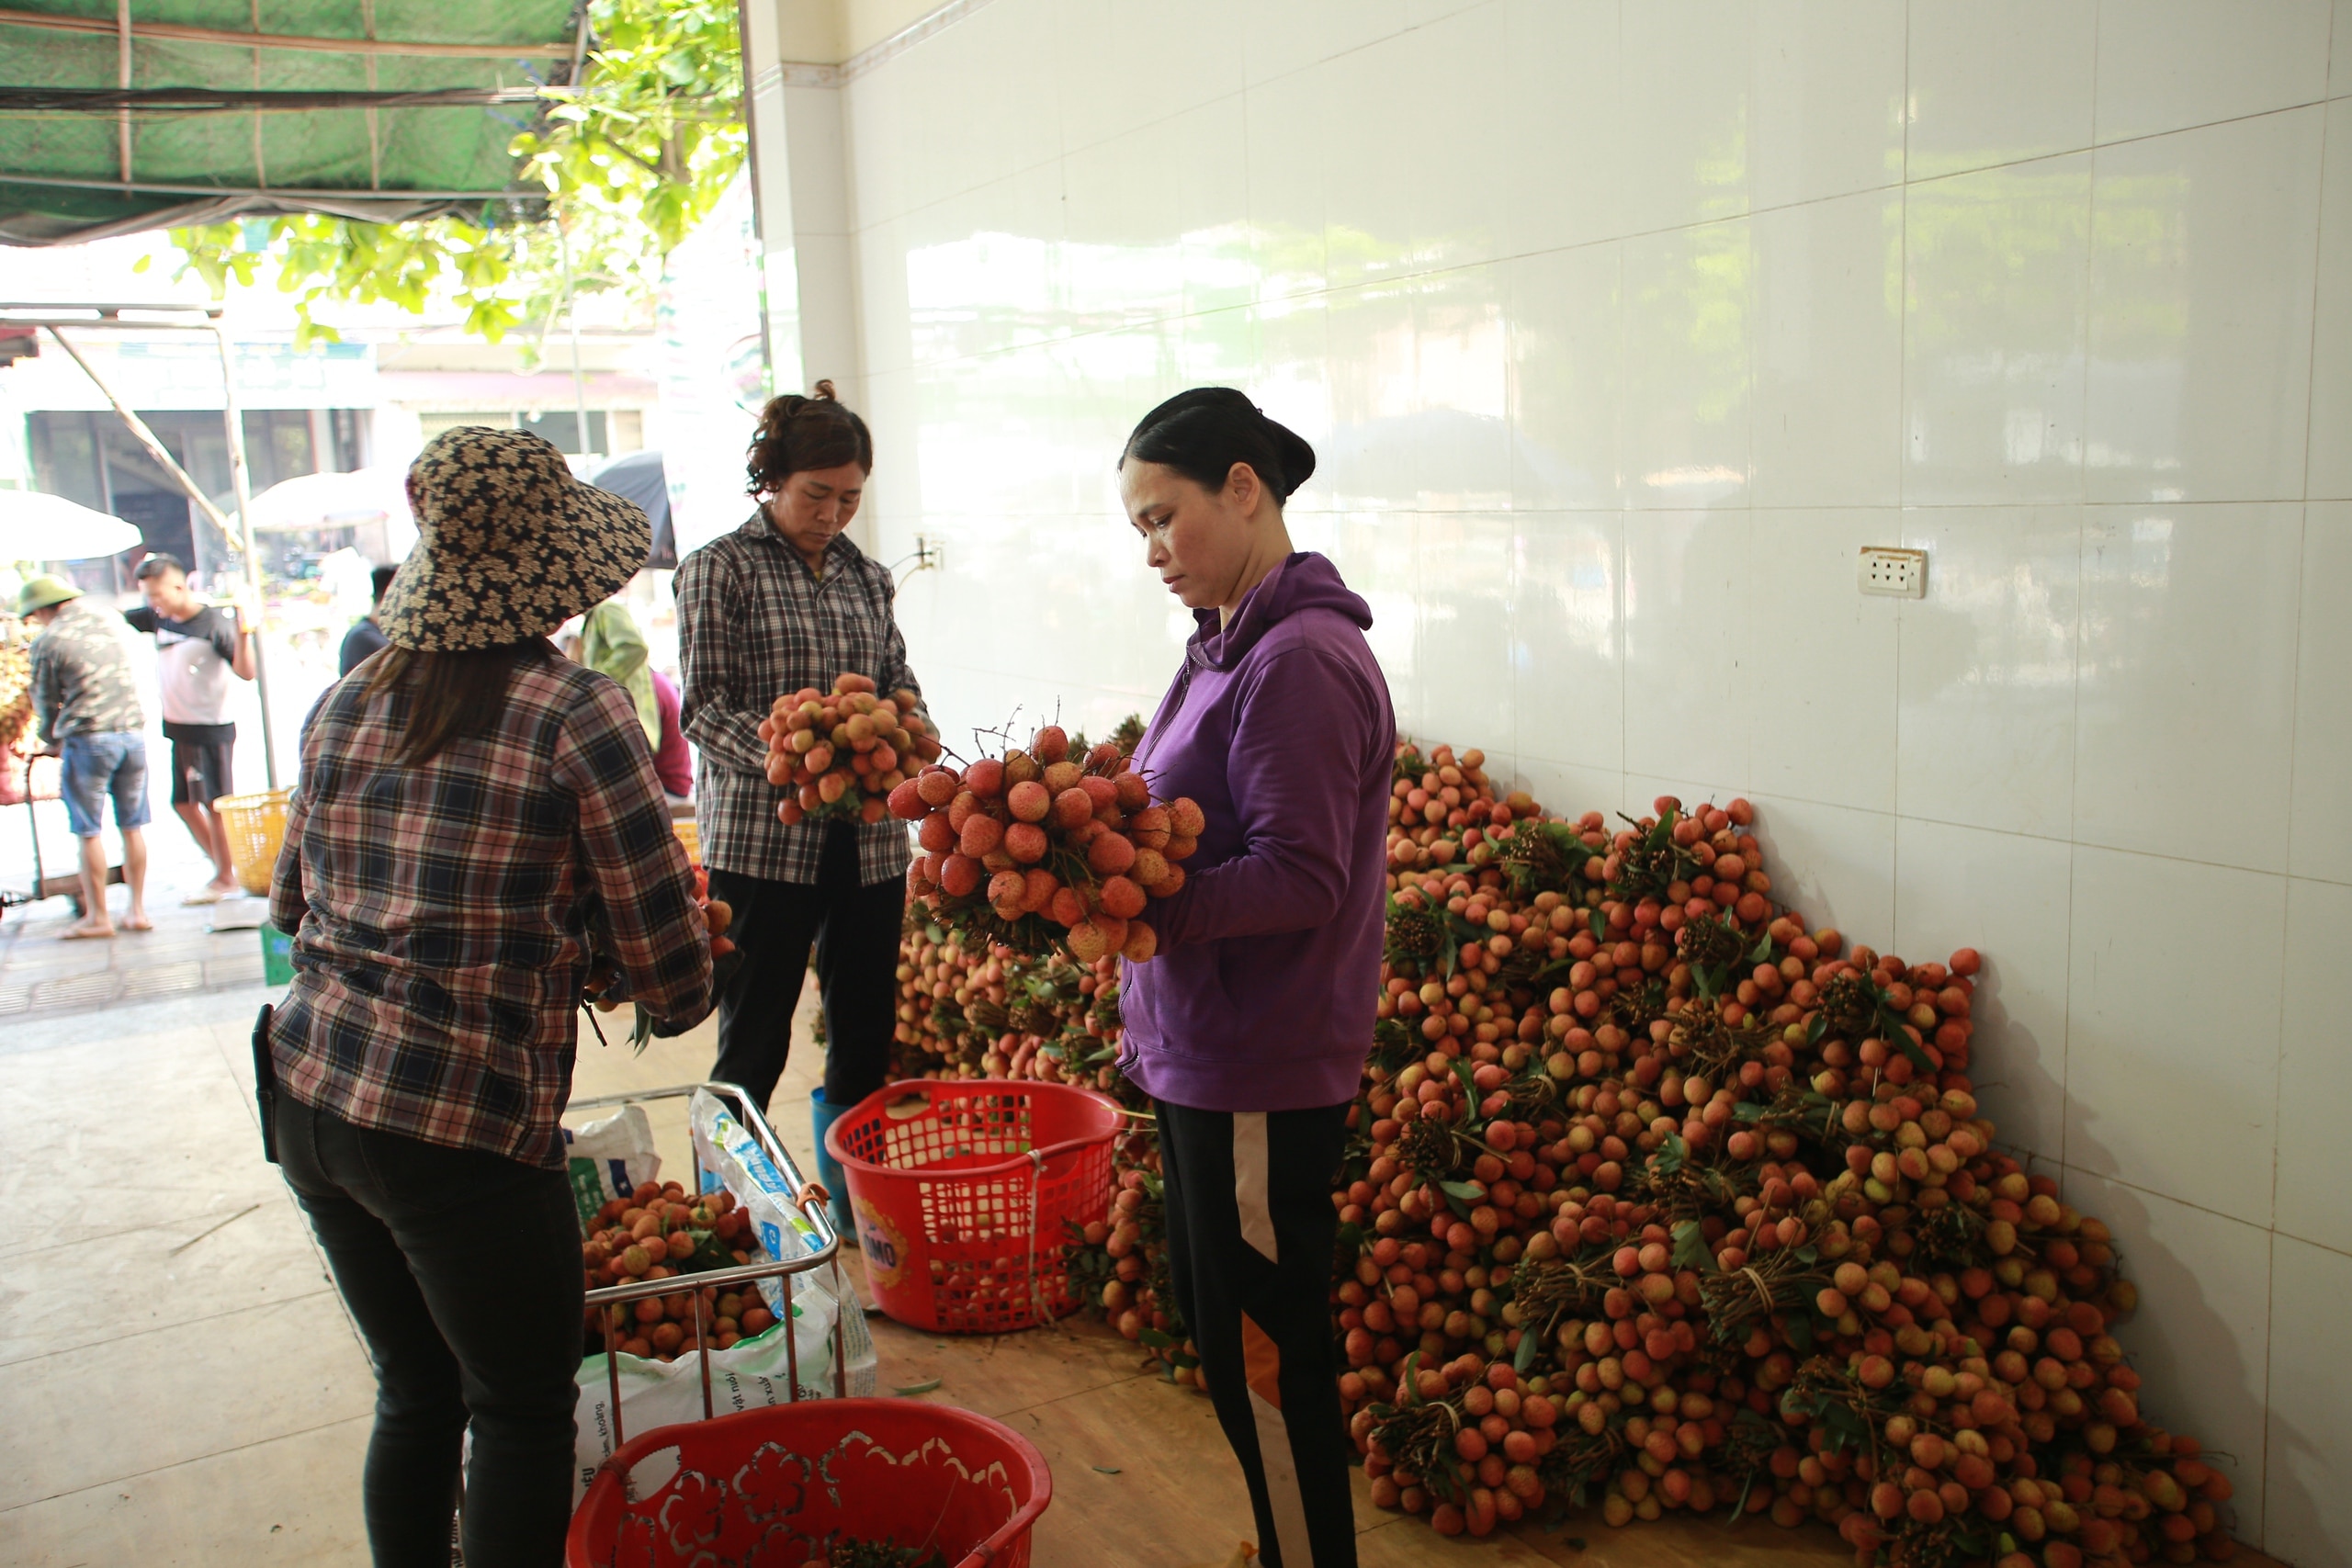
[267,653,713,1168]
[674,513,923,886]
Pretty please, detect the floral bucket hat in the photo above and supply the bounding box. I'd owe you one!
[379,425,650,651]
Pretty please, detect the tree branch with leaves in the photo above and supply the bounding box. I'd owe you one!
[156,0,745,350]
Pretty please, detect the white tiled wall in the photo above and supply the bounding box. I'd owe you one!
[793,2,2352,1554]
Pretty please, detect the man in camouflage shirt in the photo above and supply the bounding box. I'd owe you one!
[22,575,151,936]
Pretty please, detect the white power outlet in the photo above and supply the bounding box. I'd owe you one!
[914,535,943,574]
[1858,547,1927,598]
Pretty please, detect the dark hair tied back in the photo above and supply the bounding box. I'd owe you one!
[745,378,874,497]
[1120,387,1317,506]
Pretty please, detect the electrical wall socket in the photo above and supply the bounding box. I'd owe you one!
[914,535,942,574]
[1858,547,1927,598]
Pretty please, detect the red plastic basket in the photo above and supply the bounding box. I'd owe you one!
[566,1399,1051,1568]
[825,1079,1121,1333]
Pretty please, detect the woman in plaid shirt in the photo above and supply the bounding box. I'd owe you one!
[674,381,923,1234]
[267,427,715,1566]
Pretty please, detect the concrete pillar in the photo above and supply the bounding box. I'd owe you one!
[741,1,862,409]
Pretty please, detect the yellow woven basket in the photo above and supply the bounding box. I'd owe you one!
[214,788,290,897]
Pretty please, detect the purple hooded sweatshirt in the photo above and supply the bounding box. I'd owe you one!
[1116,552,1395,1112]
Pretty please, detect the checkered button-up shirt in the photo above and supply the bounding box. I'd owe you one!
[675,513,923,886]
[267,653,713,1168]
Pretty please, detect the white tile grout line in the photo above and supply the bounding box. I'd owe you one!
[0,1284,345,1375]
[2263,516,2316,1547]
[2062,508,2086,1180]
[2061,1157,2352,1265]
[844,73,2352,286]
[1889,0,1911,974]
[0,1409,375,1517]
[2271,9,2344,1540]
[2260,1222,2278,1547]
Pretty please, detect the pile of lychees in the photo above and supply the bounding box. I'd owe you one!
[891,728,2240,1568]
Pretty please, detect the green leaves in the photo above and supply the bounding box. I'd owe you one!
[1450,1058,1485,1129]
[1669,1220,1715,1274]
[169,0,747,348]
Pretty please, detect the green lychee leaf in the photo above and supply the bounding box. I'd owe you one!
[1670,1220,1715,1274]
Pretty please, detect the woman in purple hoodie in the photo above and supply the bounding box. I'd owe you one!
[1116,389,1394,1568]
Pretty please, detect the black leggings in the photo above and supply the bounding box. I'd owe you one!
[275,1094,582,1568]
[1157,1098,1358,1568]
[706,828,903,1113]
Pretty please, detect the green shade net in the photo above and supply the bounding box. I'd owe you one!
[0,0,580,244]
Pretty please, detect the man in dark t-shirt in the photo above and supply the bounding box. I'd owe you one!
[123,553,255,902]
[337,564,397,677]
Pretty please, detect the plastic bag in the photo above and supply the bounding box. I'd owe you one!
[571,1289,841,1505]
[561,1102,661,1234]
[688,1088,879,1392]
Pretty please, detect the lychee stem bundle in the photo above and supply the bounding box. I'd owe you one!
[759,672,944,827]
[889,721,1201,967]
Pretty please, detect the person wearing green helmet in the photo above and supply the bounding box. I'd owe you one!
[18,573,152,937]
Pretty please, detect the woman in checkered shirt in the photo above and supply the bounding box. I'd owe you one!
[673,381,926,1237]
[267,427,716,1565]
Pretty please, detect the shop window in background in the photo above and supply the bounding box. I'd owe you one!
[415,412,497,445]
[413,411,641,457]
[518,410,608,456]
[27,409,372,592]
[243,410,319,495]
[329,407,369,470]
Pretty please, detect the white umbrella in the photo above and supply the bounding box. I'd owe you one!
[0,491,144,560]
[246,467,411,535]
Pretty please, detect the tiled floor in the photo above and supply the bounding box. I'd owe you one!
[0,982,2265,1567]
[0,811,274,1023]
[0,988,368,1562]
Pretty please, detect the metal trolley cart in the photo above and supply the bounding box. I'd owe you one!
[569,1079,853,1452]
[1,744,118,916]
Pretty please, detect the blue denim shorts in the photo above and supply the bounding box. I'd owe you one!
[59,732,153,839]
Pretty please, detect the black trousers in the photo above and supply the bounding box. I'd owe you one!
[707,827,902,1113]
[1157,1098,1358,1568]
[275,1094,582,1568]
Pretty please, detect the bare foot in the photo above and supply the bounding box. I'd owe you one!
[122,913,154,931]
[62,920,116,940]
